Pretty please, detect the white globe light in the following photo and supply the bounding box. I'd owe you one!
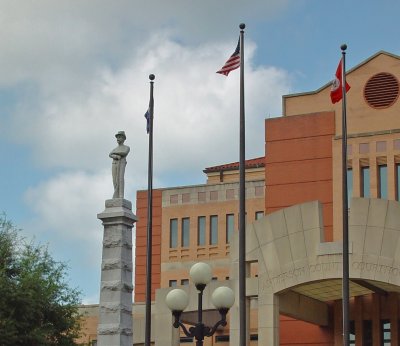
[189,262,212,286]
[165,289,189,312]
[211,286,235,309]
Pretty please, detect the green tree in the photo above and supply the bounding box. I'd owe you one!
[0,215,83,345]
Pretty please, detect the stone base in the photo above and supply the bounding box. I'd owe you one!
[97,197,137,346]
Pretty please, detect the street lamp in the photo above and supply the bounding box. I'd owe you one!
[165,262,235,346]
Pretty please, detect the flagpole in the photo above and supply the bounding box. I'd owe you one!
[340,44,350,346]
[238,22,247,346]
[144,73,155,346]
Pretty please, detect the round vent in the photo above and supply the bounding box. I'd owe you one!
[364,72,399,109]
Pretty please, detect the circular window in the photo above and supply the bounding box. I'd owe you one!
[364,72,399,109]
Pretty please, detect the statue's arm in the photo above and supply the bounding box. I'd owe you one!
[119,146,130,158]
[109,150,121,160]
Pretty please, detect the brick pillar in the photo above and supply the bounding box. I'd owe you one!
[97,198,137,346]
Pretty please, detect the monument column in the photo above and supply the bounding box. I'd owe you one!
[97,131,136,346]
[97,198,137,346]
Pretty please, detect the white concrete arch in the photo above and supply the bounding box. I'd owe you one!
[228,198,400,345]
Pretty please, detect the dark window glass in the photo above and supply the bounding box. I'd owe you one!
[170,219,178,248]
[397,164,400,201]
[169,280,177,287]
[347,168,353,206]
[215,335,229,342]
[210,215,218,245]
[255,211,264,220]
[378,165,388,199]
[363,320,373,346]
[181,279,189,286]
[198,216,206,246]
[381,319,391,345]
[180,336,193,343]
[361,167,370,198]
[181,218,190,247]
[226,214,234,243]
[349,320,355,345]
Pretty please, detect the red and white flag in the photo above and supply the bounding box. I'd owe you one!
[216,38,240,76]
[330,58,351,103]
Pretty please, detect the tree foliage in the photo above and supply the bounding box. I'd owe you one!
[0,215,83,345]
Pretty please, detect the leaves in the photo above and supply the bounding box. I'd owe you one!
[0,215,83,345]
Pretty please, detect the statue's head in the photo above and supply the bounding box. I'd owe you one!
[115,131,126,143]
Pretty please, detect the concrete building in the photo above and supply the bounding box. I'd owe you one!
[78,50,400,345]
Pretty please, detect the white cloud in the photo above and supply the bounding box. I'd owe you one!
[13,33,291,176]
[24,170,110,242]
[0,0,289,89]
[2,2,292,302]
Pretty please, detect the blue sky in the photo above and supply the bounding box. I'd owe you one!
[1,0,400,303]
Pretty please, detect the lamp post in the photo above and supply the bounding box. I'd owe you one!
[165,262,235,346]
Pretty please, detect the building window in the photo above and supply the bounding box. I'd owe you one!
[347,144,353,156]
[349,320,355,345]
[182,193,191,203]
[226,189,235,200]
[215,335,229,342]
[361,166,370,198]
[170,194,178,204]
[180,336,194,343]
[397,163,400,201]
[198,191,206,202]
[210,215,218,245]
[255,186,264,197]
[210,191,218,201]
[363,320,373,346]
[181,279,189,286]
[395,139,400,151]
[378,164,388,199]
[181,218,190,247]
[376,141,387,152]
[212,277,218,281]
[347,168,353,206]
[198,216,206,246]
[359,143,370,154]
[255,211,264,220]
[381,320,391,345]
[170,219,178,248]
[169,280,177,287]
[226,214,234,243]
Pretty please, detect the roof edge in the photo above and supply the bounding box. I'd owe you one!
[282,50,400,100]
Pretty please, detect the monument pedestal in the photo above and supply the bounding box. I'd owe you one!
[97,198,137,346]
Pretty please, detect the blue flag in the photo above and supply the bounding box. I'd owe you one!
[144,107,150,134]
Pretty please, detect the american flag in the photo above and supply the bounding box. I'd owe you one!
[216,38,240,76]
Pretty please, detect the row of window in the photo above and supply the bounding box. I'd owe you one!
[168,277,224,287]
[349,319,390,345]
[347,139,400,156]
[180,334,259,343]
[168,186,264,205]
[169,212,264,248]
[347,163,400,203]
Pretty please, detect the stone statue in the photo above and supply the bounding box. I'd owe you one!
[109,131,130,199]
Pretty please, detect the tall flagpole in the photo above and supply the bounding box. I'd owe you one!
[144,73,155,346]
[340,44,350,346]
[238,23,247,346]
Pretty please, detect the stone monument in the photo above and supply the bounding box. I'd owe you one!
[97,131,137,346]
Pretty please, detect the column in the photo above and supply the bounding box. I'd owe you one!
[97,198,137,346]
